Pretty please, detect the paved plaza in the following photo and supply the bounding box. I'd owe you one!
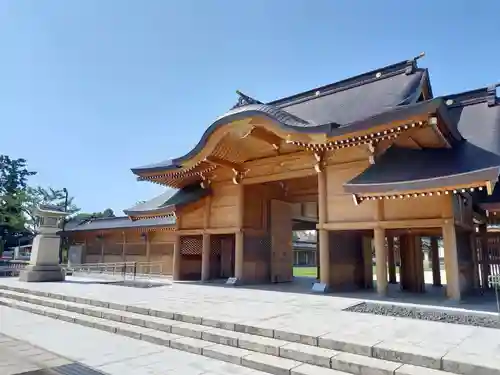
[0,332,72,374]
[0,276,500,374]
[0,306,267,375]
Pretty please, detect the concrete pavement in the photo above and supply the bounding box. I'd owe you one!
[0,333,72,375]
[0,276,499,374]
[0,306,268,375]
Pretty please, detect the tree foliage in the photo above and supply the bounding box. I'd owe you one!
[0,155,36,250]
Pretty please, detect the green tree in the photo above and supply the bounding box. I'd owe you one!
[0,155,36,252]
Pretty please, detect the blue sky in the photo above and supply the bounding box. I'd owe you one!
[1,0,499,214]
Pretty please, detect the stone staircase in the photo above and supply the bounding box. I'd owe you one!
[0,284,479,375]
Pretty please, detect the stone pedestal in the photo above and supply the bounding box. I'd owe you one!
[19,205,67,283]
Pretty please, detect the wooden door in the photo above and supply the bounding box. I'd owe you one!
[270,199,293,283]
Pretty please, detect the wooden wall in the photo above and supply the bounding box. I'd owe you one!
[68,229,176,273]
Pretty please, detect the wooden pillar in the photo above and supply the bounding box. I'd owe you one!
[442,222,461,300]
[362,236,374,289]
[387,236,397,284]
[83,238,88,264]
[316,229,320,280]
[470,231,480,289]
[234,184,244,280]
[100,238,105,263]
[201,234,211,281]
[145,233,151,263]
[430,236,442,286]
[399,235,425,293]
[201,196,212,281]
[374,227,387,295]
[479,224,489,289]
[172,235,181,281]
[121,232,126,262]
[317,163,330,287]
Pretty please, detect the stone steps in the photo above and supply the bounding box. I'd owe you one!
[0,285,467,375]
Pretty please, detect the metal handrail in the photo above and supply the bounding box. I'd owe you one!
[65,261,171,283]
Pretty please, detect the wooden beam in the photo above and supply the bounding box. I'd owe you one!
[204,156,244,173]
[320,217,449,231]
[242,126,282,151]
[243,168,316,185]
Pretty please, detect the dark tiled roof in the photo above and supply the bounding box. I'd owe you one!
[279,68,427,126]
[447,88,500,155]
[132,59,428,175]
[63,215,175,233]
[344,143,500,195]
[344,86,500,195]
[124,184,209,217]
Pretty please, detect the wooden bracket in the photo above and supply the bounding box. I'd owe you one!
[314,152,326,173]
[242,126,282,153]
[352,194,362,206]
[367,141,378,165]
[486,180,495,195]
[232,169,246,185]
[199,174,212,189]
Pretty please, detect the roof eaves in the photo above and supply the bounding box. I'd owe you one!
[326,98,443,137]
[130,105,316,175]
[345,167,500,195]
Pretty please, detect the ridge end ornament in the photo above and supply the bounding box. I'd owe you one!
[231,90,262,110]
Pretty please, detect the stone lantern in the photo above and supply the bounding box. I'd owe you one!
[19,204,67,282]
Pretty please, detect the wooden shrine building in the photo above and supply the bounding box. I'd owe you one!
[62,55,500,301]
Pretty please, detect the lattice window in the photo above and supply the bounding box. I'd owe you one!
[180,236,202,255]
[210,236,222,256]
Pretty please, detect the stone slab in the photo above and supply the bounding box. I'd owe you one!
[170,336,215,355]
[331,352,402,375]
[19,266,65,282]
[372,340,445,370]
[318,332,378,357]
[203,327,241,347]
[396,364,453,375]
[203,343,252,365]
[311,282,329,293]
[241,352,301,375]
[279,342,339,368]
[291,363,351,375]
[442,351,500,375]
[171,321,209,339]
[238,332,288,356]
